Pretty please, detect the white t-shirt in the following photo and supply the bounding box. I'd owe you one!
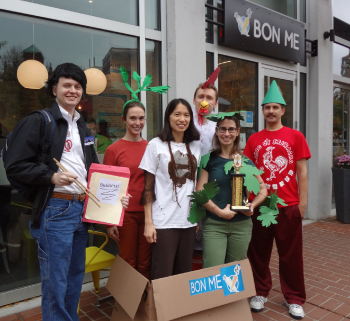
[139,137,201,229]
[54,106,87,194]
[192,108,217,156]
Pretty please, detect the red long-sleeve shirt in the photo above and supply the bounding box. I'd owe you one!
[103,139,148,211]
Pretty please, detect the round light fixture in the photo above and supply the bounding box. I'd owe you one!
[84,68,107,95]
[17,60,48,89]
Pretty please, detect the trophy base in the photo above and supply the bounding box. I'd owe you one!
[231,206,251,212]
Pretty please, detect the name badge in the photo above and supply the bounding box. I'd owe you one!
[85,136,94,146]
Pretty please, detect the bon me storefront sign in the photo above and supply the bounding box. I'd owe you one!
[219,0,305,64]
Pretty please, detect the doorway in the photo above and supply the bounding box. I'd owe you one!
[260,66,297,130]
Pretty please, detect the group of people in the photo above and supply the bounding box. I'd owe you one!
[5,62,310,321]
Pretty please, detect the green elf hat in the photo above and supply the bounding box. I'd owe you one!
[206,111,245,122]
[120,66,170,114]
[261,80,286,106]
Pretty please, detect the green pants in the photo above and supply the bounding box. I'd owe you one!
[202,217,253,268]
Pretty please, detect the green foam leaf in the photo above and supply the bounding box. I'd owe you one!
[224,161,234,175]
[202,180,220,199]
[239,164,264,194]
[141,73,153,90]
[132,71,142,88]
[197,153,211,179]
[120,66,129,83]
[188,190,209,206]
[146,86,170,94]
[187,202,206,224]
[257,206,279,227]
[206,111,245,122]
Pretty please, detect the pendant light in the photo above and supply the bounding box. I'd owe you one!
[17,23,48,89]
[84,33,107,95]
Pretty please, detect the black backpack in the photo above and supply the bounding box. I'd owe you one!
[1,109,56,201]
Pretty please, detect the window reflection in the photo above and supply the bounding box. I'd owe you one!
[333,87,349,161]
[145,40,162,139]
[145,0,160,30]
[249,0,297,19]
[21,0,138,26]
[218,55,258,146]
[205,0,214,44]
[332,87,349,207]
[0,10,142,292]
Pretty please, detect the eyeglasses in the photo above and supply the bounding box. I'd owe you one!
[216,126,237,133]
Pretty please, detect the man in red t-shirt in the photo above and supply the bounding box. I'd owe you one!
[243,81,311,320]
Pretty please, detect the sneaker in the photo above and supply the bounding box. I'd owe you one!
[250,296,267,312]
[286,302,305,319]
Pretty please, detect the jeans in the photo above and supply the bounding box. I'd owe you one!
[30,197,88,321]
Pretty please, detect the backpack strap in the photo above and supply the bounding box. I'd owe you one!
[30,110,56,163]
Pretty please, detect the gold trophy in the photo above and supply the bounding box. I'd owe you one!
[229,155,250,212]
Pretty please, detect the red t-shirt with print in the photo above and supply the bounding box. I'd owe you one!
[243,127,311,207]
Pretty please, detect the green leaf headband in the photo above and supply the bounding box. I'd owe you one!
[206,111,245,122]
[120,66,170,113]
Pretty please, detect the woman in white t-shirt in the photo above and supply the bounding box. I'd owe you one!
[139,98,201,280]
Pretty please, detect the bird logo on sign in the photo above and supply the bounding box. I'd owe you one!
[234,8,252,37]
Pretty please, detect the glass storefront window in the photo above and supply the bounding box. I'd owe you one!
[333,87,349,160]
[300,0,306,23]
[299,73,307,137]
[206,51,214,79]
[145,40,162,139]
[332,87,350,207]
[21,0,138,26]
[0,10,141,293]
[145,0,161,30]
[218,55,258,146]
[333,44,350,79]
[250,0,296,19]
[205,0,214,44]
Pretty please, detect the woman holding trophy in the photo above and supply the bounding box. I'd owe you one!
[196,113,267,268]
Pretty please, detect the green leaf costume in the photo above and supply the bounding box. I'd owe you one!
[119,66,170,112]
[257,191,286,227]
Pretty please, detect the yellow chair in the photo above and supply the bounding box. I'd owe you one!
[78,230,115,313]
[85,230,115,294]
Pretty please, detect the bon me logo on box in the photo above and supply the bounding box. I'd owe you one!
[189,264,244,297]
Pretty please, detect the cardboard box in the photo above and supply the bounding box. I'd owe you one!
[106,256,256,321]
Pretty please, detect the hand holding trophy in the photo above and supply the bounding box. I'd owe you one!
[229,154,250,212]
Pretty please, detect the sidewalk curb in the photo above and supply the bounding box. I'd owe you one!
[0,279,108,317]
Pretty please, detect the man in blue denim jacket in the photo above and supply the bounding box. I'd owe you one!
[6,63,98,320]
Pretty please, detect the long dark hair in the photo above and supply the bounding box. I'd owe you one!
[212,116,241,157]
[159,98,199,206]
[158,98,200,143]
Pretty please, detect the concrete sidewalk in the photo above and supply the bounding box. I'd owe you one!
[0,216,349,321]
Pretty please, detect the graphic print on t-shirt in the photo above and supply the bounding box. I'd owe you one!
[254,138,294,191]
[263,146,288,181]
[168,150,197,187]
[64,139,72,152]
